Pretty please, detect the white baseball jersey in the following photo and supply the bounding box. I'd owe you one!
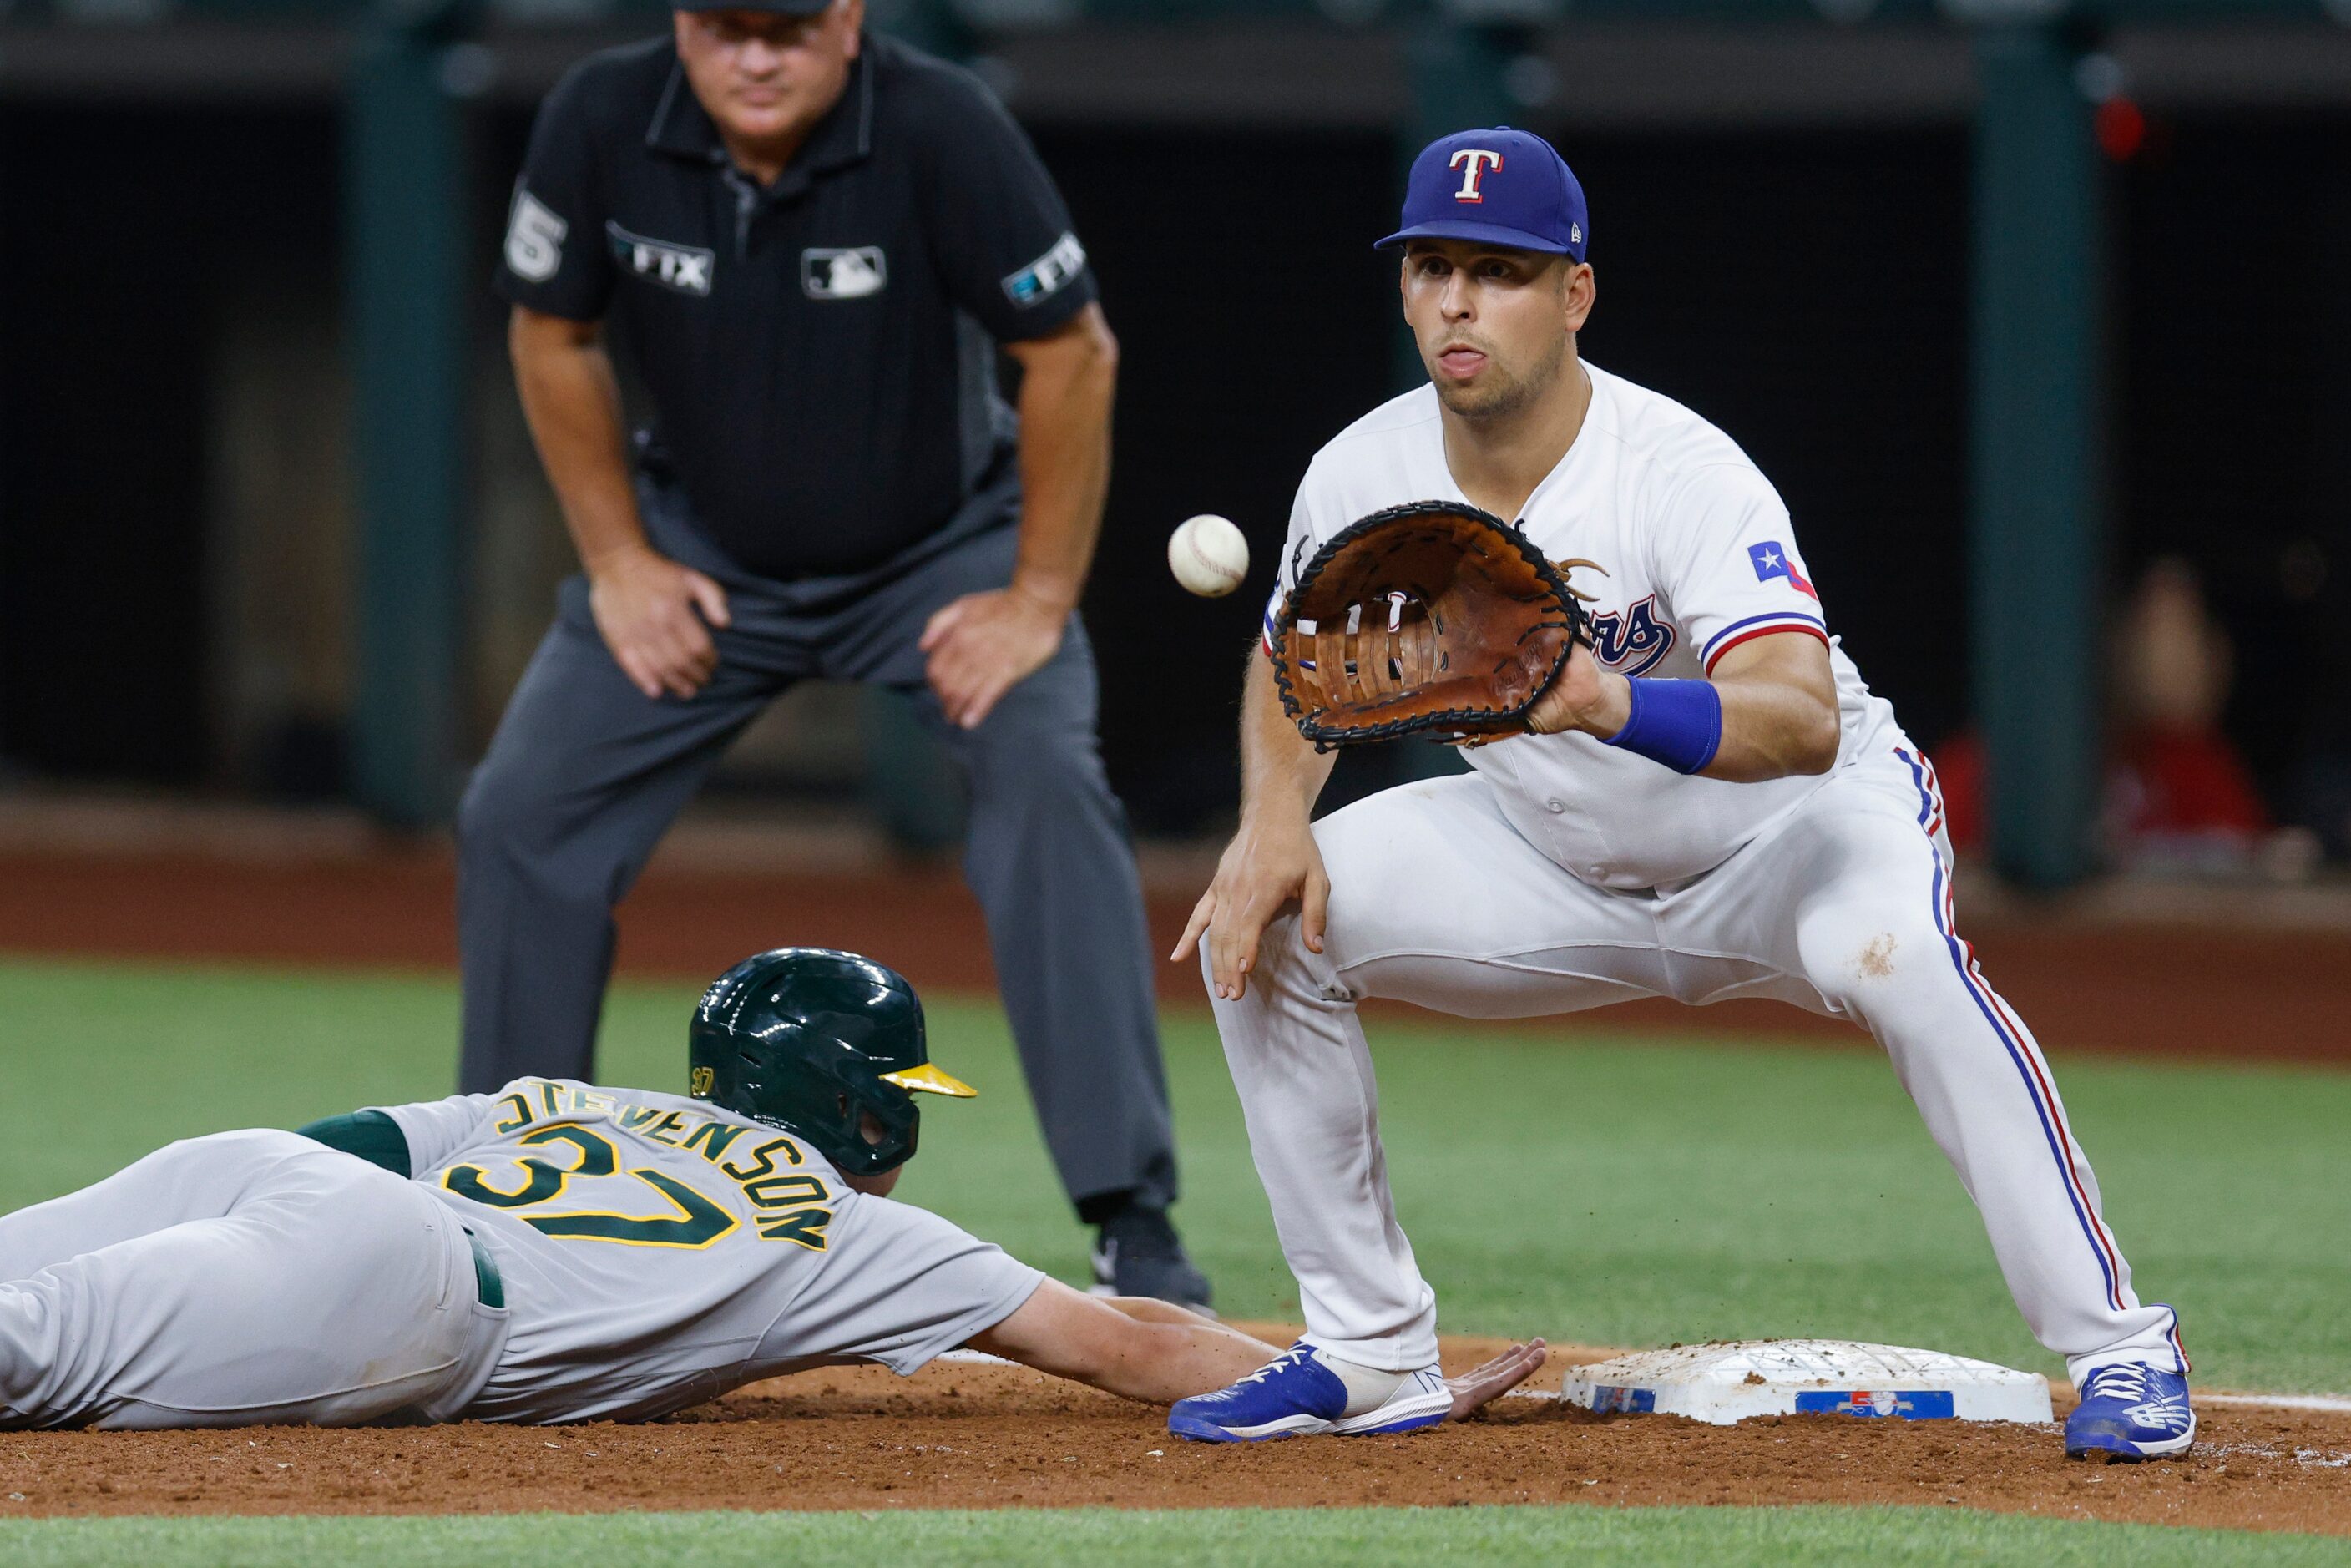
[1212,359,2187,1393]
[1266,362,1904,889]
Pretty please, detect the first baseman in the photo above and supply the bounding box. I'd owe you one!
[0,948,1542,1430]
[1169,128,2192,1459]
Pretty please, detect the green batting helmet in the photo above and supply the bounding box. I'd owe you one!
[688,948,975,1177]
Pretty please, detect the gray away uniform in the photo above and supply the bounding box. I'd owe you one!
[0,1080,1044,1429]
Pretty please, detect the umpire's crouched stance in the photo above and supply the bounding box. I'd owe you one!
[468,0,1208,1303]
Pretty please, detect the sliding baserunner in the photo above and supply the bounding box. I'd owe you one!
[0,948,1540,1430]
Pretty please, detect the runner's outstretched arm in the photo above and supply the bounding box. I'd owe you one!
[966,1278,1546,1417]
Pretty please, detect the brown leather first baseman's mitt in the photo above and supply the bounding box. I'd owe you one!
[1268,501,1587,748]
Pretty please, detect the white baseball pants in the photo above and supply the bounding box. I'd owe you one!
[1206,746,2187,1387]
[0,1130,505,1429]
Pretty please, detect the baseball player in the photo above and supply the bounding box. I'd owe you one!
[1168,129,2192,1459]
[0,948,1542,1432]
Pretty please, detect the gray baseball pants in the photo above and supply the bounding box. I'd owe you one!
[456,478,1178,1216]
[0,1131,505,1429]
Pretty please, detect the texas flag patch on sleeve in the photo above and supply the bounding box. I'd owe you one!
[1749,539,1819,601]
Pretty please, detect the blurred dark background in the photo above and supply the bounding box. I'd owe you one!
[3,7,2348,872]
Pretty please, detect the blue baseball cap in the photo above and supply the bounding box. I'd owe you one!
[1375,127,1589,261]
[675,0,834,13]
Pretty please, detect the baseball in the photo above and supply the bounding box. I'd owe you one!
[1168,514,1249,598]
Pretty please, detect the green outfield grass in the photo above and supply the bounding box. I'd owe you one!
[2,955,2347,1396]
[2,1505,2347,1567]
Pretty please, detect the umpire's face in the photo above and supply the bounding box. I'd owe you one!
[675,0,865,161]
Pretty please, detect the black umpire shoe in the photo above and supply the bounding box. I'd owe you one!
[1090,1207,1214,1315]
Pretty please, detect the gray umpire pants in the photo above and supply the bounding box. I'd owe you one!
[456,474,1178,1216]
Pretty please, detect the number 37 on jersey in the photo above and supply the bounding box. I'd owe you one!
[436,1080,835,1252]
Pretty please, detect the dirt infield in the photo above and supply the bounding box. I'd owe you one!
[1,1336,2344,1534]
[3,848,2348,1064]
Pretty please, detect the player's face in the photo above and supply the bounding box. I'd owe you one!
[675,0,864,162]
[1401,240,1595,421]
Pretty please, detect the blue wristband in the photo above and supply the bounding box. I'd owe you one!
[1600,677,1722,774]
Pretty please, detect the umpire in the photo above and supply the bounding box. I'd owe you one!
[468,0,1209,1306]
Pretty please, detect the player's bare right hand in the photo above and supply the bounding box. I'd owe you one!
[1444,1338,1550,1422]
[1172,812,1330,1002]
[588,542,733,701]
[1525,639,1630,739]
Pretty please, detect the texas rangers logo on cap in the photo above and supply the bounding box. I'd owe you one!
[1450,148,1504,202]
[1378,127,1589,260]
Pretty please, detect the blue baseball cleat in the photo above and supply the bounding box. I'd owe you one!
[1168,1342,1452,1443]
[2065,1363,2196,1460]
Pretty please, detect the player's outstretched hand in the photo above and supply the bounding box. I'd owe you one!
[1444,1338,1549,1423]
[588,542,732,701]
[1171,812,1330,1002]
[920,585,1068,730]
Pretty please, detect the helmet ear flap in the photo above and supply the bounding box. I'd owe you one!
[687,948,948,1175]
[830,1087,921,1176]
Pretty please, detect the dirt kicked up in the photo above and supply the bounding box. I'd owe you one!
[1,1335,2344,1536]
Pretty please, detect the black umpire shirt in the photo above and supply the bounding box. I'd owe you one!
[495,34,1098,579]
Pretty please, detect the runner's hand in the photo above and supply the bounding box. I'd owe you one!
[1445,1339,1550,1422]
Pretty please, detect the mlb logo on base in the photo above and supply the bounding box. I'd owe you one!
[1792,1388,1960,1420]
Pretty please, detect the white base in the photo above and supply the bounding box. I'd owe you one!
[1560,1339,2053,1427]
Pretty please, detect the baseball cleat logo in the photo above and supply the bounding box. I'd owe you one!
[1449,149,1504,202]
[2121,1396,2194,1433]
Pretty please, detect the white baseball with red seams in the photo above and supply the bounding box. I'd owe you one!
[1169,513,1250,598]
[1211,360,2189,1394]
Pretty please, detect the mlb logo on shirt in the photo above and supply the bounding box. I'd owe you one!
[803,246,889,300]
[1748,539,1818,602]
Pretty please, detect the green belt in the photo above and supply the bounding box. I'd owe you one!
[462,1225,505,1310]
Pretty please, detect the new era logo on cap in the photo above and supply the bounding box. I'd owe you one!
[1378,127,1589,260]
